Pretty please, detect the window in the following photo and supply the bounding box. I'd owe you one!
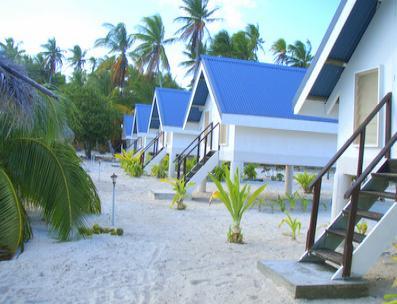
[219,124,228,145]
[354,68,379,145]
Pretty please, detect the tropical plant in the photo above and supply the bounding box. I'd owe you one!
[245,24,265,60]
[115,150,143,177]
[95,23,134,89]
[0,57,100,259]
[68,45,87,72]
[287,40,313,68]
[356,221,368,235]
[0,37,25,62]
[279,213,301,240]
[151,156,169,178]
[244,163,257,180]
[209,168,267,243]
[296,193,310,212]
[275,195,286,212]
[88,57,97,74]
[211,162,228,181]
[294,171,316,193]
[276,173,284,181]
[175,0,220,61]
[63,84,116,158]
[285,192,298,211]
[180,41,207,78]
[162,178,195,210]
[40,38,65,83]
[384,244,397,303]
[271,38,288,65]
[132,15,174,86]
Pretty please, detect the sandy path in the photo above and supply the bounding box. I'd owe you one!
[0,161,395,304]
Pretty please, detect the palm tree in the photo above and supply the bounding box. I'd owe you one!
[245,24,265,60]
[175,0,220,60]
[180,42,207,78]
[132,14,174,87]
[95,23,134,89]
[0,56,100,260]
[208,30,233,57]
[40,38,64,83]
[0,38,25,62]
[287,40,313,68]
[68,45,87,72]
[271,38,288,65]
[88,57,97,74]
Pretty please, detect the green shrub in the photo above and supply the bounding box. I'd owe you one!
[294,172,316,193]
[244,163,257,180]
[276,173,284,181]
[151,155,169,178]
[211,162,229,181]
[185,157,197,173]
[79,224,123,237]
[210,168,267,243]
[162,178,195,210]
[279,213,301,240]
[115,149,143,177]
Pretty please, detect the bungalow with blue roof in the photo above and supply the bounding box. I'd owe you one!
[179,55,337,193]
[146,87,200,176]
[131,104,155,152]
[287,0,397,282]
[121,114,136,151]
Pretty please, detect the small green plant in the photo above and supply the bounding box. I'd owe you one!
[384,244,397,303]
[276,173,284,181]
[279,213,301,240]
[285,192,298,211]
[296,193,310,212]
[211,163,228,181]
[244,163,257,180]
[115,149,143,177]
[356,221,368,235]
[209,168,267,244]
[79,224,123,237]
[275,195,286,212]
[294,171,316,193]
[151,163,167,178]
[162,178,195,210]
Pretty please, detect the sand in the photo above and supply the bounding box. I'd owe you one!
[0,160,395,304]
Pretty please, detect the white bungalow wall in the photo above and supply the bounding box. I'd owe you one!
[198,87,337,173]
[319,0,397,218]
[326,0,397,177]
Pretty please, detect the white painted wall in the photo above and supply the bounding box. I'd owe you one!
[326,0,397,176]
[195,87,337,168]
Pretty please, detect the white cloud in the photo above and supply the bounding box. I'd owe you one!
[212,0,256,30]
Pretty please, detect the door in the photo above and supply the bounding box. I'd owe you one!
[354,69,379,146]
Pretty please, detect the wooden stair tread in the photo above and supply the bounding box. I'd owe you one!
[343,209,383,221]
[312,249,343,266]
[360,190,396,200]
[372,172,397,180]
[326,228,366,243]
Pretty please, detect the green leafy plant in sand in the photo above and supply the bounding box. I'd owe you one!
[279,213,301,240]
[244,163,257,180]
[161,178,195,210]
[294,171,316,193]
[210,168,267,244]
[115,149,143,177]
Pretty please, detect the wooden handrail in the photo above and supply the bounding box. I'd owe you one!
[308,92,392,190]
[305,92,393,278]
[176,122,220,179]
[174,122,214,163]
[139,131,164,167]
[344,132,397,199]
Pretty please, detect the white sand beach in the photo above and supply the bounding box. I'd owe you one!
[0,160,395,304]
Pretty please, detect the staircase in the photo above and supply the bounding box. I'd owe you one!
[139,132,165,168]
[176,122,220,185]
[301,93,396,279]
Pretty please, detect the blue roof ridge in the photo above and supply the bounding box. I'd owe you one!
[155,87,190,94]
[201,55,307,74]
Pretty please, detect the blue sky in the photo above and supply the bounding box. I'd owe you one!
[1,0,340,87]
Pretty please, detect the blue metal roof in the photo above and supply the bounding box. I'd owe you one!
[293,0,379,103]
[122,114,134,138]
[188,55,336,123]
[133,104,152,134]
[150,88,191,129]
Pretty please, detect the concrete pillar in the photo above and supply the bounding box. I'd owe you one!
[331,170,352,220]
[168,153,176,178]
[198,178,207,193]
[230,161,244,180]
[285,165,294,195]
